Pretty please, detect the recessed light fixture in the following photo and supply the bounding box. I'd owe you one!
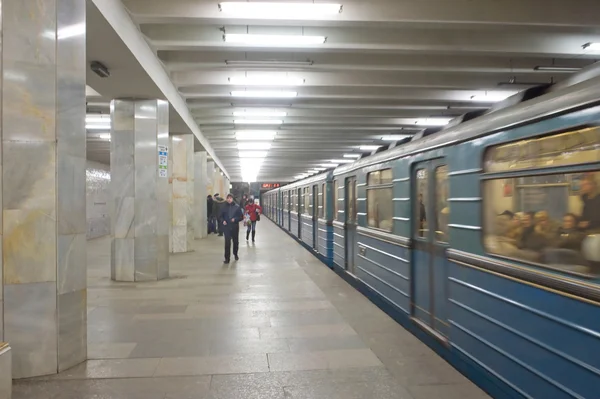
[172,137,183,142]
[533,66,582,72]
[359,145,381,151]
[329,159,354,164]
[231,91,298,98]
[379,135,411,141]
[312,167,327,171]
[415,118,451,126]
[229,77,304,86]
[99,133,111,140]
[225,60,314,67]
[469,91,517,102]
[238,142,272,150]
[236,131,277,140]
[239,151,269,158]
[320,163,339,168]
[583,42,600,52]
[343,154,361,158]
[224,34,326,46]
[85,115,109,123]
[234,119,283,125]
[219,2,342,18]
[233,111,287,117]
[295,174,309,179]
[86,124,111,130]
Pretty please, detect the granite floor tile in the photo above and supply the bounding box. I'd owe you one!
[286,335,367,353]
[408,383,490,399]
[52,358,161,379]
[154,354,270,376]
[268,348,382,372]
[260,324,357,339]
[87,342,137,359]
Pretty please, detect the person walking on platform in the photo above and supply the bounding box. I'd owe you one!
[213,193,225,236]
[219,193,244,263]
[245,198,262,242]
[206,194,215,234]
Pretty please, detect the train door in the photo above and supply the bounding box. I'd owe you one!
[411,159,449,340]
[298,188,302,238]
[287,191,291,231]
[345,176,358,275]
[312,185,318,249]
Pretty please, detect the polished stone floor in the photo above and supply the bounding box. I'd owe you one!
[14,220,490,399]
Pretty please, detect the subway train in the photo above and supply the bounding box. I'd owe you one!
[263,66,600,399]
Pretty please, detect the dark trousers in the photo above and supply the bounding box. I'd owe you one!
[246,221,257,240]
[224,224,239,260]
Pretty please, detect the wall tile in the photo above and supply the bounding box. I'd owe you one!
[58,233,87,294]
[58,289,87,371]
[134,236,158,281]
[112,238,134,282]
[57,155,86,235]
[5,283,58,378]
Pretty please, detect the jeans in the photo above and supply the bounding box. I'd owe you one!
[224,224,239,261]
[246,221,257,241]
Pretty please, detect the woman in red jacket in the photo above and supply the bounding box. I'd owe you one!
[245,198,262,242]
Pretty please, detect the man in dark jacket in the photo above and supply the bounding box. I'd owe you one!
[219,193,244,263]
[213,193,226,236]
[206,195,214,234]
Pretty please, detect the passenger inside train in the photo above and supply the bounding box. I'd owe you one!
[484,127,600,276]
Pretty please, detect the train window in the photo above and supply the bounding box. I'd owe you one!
[334,180,339,218]
[303,187,310,215]
[415,168,428,238]
[485,126,600,173]
[434,165,450,243]
[284,191,288,211]
[367,169,393,231]
[483,170,600,277]
[318,184,324,219]
[292,191,297,212]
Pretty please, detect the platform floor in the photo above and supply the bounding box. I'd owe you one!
[14,220,490,399]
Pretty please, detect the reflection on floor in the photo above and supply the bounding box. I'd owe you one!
[14,220,490,399]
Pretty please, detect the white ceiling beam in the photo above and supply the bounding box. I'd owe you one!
[124,0,600,29]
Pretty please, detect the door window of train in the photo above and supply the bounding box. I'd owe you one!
[303,187,310,215]
[415,168,428,238]
[434,165,450,243]
[318,184,324,219]
[347,178,357,222]
[484,138,600,277]
[334,180,339,217]
[366,169,393,231]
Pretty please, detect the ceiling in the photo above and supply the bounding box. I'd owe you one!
[98,0,600,181]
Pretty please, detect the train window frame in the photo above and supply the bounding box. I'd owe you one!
[434,165,450,244]
[366,169,394,232]
[334,180,339,219]
[482,130,600,280]
[319,183,325,219]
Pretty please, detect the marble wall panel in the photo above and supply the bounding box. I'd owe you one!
[156,235,169,280]
[111,238,134,282]
[134,236,158,281]
[193,152,207,239]
[0,345,11,398]
[58,289,86,372]
[5,283,57,378]
[170,135,194,252]
[57,233,86,295]
[57,155,86,235]
[172,226,187,253]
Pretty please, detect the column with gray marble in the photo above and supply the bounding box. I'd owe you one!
[194,151,208,239]
[171,135,194,252]
[2,0,87,377]
[110,99,170,282]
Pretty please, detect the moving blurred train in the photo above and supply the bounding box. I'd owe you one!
[263,65,600,399]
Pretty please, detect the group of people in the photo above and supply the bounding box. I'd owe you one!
[488,173,600,272]
[206,193,262,264]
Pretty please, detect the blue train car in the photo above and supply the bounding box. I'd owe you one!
[267,70,600,398]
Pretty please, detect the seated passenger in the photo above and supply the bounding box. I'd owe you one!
[543,213,588,268]
[579,173,600,232]
[533,211,558,242]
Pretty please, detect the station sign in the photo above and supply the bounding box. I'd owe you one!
[261,183,281,189]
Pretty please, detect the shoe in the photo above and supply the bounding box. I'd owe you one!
[224,259,230,264]
[252,240,255,243]
[234,255,239,261]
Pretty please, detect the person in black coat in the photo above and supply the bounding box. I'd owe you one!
[219,194,244,263]
[213,193,225,236]
[206,195,215,234]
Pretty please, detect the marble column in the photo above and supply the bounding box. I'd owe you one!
[110,99,169,282]
[207,161,215,196]
[171,134,194,252]
[194,152,208,239]
[2,0,87,377]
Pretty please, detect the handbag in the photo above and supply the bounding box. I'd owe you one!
[255,208,261,221]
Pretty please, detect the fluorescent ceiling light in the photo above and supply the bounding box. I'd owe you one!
[313,167,327,171]
[295,174,308,179]
[329,159,354,164]
[219,2,342,18]
[231,90,298,98]
[86,115,110,123]
[229,77,304,86]
[86,124,111,130]
[236,130,277,140]
[534,66,581,72]
[380,135,410,141]
[234,119,283,125]
[359,145,381,151]
[233,111,287,117]
[583,42,600,52]
[172,137,183,142]
[224,34,326,46]
[238,142,272,150]
[344,154,361,158]
[320,163,339,168]
[99,133,111,140]
[415,118,451,126]
[239,151,269,158]
[225,60,314,67]
[469,91,517,102]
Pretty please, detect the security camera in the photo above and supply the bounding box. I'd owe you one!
[90,61,110,78]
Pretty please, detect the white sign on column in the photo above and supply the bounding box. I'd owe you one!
[158,145,168,177]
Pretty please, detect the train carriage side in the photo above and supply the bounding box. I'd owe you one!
[329,77,600,399]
